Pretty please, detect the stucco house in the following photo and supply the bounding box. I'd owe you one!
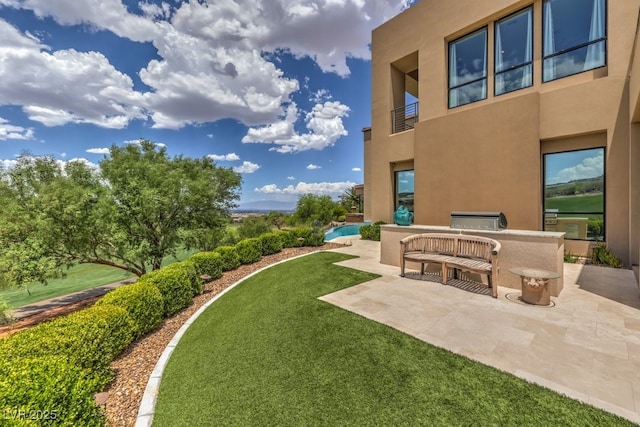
[364,0,640,279]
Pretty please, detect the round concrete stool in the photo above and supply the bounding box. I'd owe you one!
[509,267,560,306]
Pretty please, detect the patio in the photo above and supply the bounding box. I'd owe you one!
[322,237,640,424]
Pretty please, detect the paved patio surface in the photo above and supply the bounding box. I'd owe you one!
[323,237,640,424]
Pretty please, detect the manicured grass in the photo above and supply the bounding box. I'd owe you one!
[546,193,603,212]
[0,247,199,308]
[153,252,632,426]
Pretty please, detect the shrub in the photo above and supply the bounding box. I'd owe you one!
[563,252,579,263]
[360,221,384,241]
[0,304,135,378]
[591,243,622,268]
[166,261,202,297]
[275,230,296,248]
[215,245,241,271]
[0,356,105,426]
[96,282,164,339]
[188,251,224,281]
[0,296,13,325]
[139,265,196,316]
[337,215,346,222]
[259,232,284,255]
[235,238,262,264]
[238,216,272,239]
[288,227,324,247]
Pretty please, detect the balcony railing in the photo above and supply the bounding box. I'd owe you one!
[391,102,418,134]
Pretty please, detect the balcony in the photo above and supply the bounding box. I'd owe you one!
[391,102,418,134]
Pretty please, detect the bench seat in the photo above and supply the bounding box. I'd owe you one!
[400,233,501,298]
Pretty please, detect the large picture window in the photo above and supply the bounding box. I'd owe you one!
[395,170,414,213]
[449,28,487,108]
[543,0,606,82]
[543,148,605,240]
[495,8,533,95]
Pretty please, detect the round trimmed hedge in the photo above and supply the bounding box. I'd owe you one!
[235,238,262,264]
[188,251,224,281]
[259,232,284,255]
[214,245,241,271]
[96,282,164,340]
[138,264,197,317]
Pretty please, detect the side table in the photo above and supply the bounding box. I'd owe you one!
[509,267,560,306]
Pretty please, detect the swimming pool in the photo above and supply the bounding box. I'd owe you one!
[324,222,370,241]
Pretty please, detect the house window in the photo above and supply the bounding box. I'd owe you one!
[543,148,605,240]
[543,0,606,82]
[495,7,533,95]
[448,28,487,108]
[395,170,414,213]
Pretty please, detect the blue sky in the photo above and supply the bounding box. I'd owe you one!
[0,0,416,209]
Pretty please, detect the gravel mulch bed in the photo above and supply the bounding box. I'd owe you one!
[104,243,345,426]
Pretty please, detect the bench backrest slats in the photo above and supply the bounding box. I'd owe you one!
[456,238,492,260]
[400,233,500,262]
[426,237,455,255]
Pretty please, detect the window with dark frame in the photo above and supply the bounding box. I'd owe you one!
[395,170,414,213]
[495,7,533,95]
[543,147,605,241]
[448,27,488,108]
[543,0,606,82]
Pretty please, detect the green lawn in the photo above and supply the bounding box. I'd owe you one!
[545,193,603,212]
[153,252,631,426]
[0,247,199,309]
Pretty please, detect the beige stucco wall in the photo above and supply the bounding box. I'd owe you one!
[366,0,640,269]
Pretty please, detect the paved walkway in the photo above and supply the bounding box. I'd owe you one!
[322,237,640,424]
[10,280,134,320]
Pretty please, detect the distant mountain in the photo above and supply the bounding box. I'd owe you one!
[235,200,296,212]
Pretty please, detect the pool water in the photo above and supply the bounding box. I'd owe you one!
[324,222,370,241]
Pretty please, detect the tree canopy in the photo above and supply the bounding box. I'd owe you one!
[0,140,242,288]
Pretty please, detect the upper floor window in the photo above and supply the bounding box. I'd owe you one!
[448,28,487,108]
[543,0,606,82]
[495,7,533,95]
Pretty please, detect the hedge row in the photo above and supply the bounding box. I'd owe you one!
[0,227,324,426]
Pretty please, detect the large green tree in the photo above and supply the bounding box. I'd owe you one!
[0,140,241,288]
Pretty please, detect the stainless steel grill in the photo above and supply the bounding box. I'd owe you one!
[450,211,508,231]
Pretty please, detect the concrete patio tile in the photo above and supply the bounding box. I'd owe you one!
[596,321,640,346]
[592,351,640,384]
[628,342,640,365]
[528,333,594,368]
[564,328,629,359]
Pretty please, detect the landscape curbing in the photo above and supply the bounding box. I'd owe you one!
[134,251,318,427]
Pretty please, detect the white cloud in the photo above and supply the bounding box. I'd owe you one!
[208,153,241,162]
[311,89,332,103]
[0,158,18,170]
[9,0,162,42]
[86,147,110,154]
[124,139,167,149]
[287,176,295,180]
[307,164,321,170]
[0,117,34,140]
[352,167,361,172]
[0,0,411,132]
[233,161,260,173]
[242,101,349,153]
[552,152,604,184]
[255,181,357,196]
[0,20,146,129]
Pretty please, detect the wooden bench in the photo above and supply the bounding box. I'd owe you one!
[400,233,501,298]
